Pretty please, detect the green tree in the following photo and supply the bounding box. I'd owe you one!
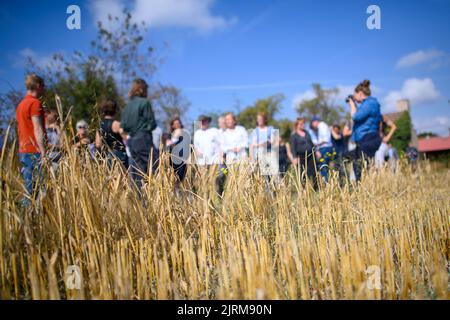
[295,84,347,125]
[276,118,294,142]
[237,94,285,129]
[391,111,412,152]
[234,94,296,143]
[37,56,123,126]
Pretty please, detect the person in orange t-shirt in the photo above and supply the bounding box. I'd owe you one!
[16,74,47,203]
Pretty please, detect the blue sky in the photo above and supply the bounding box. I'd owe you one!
[1,0,449,135]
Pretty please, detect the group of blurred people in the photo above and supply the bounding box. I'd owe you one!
[15,74,399,205]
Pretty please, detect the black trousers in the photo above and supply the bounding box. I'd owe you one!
[297,154,318,190]
[171,161,187,182]
[353,132,382,181]
[128,131,158,187]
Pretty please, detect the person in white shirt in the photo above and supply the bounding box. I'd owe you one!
[194,115,220,166]
[152,126,163,151]
[218,116,227,133]
[375,115,397,168]
[310,116,333,182]
[221,112,248,164]
[216,116,227,162]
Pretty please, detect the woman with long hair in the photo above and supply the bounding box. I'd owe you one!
[166,117,189,183]
[95,99,128,168]
[249,112,279,177]
[120,78,158,187]
[290,117,318,189]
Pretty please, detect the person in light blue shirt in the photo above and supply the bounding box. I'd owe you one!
[347,80,382,181]
[249,112,279,177]
[249,112,275,161]
[310,116,333,182]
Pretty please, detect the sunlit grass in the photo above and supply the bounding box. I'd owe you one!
[0,125,448,300]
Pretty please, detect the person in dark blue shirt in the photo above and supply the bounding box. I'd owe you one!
[347,80,382,181]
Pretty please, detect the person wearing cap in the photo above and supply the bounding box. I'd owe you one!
[73,120,95,158]
[73,120,91,149]
[310,116,333,182]
[193,115,221,166]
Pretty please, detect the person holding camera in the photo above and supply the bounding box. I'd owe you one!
[346,80,382,181]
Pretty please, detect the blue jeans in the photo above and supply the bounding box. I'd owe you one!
[318,146,334,182]
[19,153,41,205]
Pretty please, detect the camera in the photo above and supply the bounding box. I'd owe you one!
[345,95,354,103]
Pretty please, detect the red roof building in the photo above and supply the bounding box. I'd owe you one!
[418,136,450,153]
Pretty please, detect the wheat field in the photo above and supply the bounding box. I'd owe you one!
[0,125,448,300]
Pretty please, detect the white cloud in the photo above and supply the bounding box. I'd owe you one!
[292,89,316,108]
[335,85,354,101]
[414,116,450,136]
[383,78,440,112]
[13,48,53,69]
[396,49,445,69]
[239,10,270,34]
[90,0,124,30]
[90,0,237,33]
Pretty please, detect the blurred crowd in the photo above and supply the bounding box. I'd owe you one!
[15,75,411,205]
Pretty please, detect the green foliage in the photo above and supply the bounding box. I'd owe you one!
[237,94,285,129]
[234,94,294,142]
[391,111,412,152]
[295,83,347,125]
[276,118,294,142]
[40,58,123,126]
